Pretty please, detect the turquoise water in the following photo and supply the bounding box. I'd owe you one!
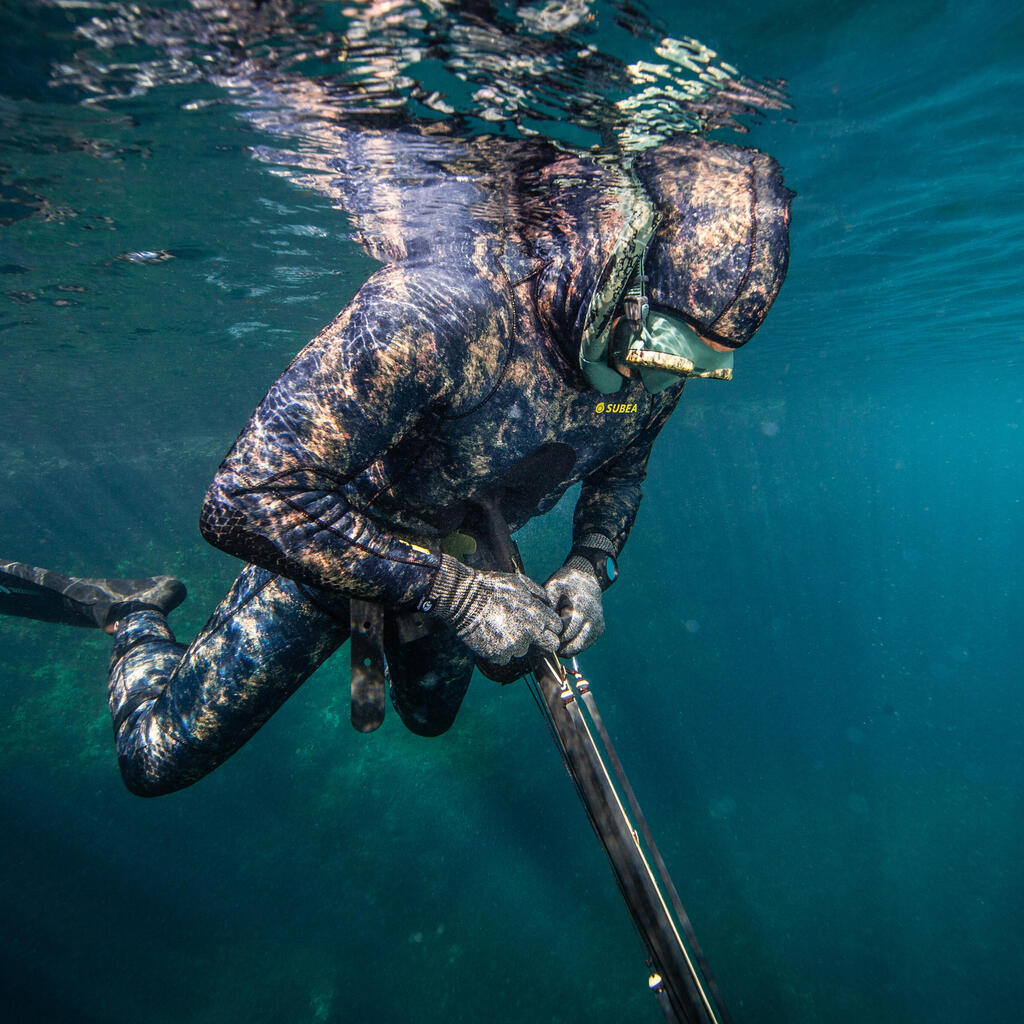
[2,1,1022,1021]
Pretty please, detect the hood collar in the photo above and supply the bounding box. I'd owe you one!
[522,157,658,371]
[523,135,791,376]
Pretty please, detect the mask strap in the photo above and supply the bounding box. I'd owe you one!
[621,254,650,339]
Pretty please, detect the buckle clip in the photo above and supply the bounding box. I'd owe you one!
[622,272,649,332]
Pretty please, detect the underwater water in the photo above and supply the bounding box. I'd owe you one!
[1,0,1022,1021]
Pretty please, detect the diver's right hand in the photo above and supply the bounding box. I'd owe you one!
[426,554,562,665]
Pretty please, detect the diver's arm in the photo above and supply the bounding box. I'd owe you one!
[568,392,683,587]
[200,266,502,607]
[540,395,681,656]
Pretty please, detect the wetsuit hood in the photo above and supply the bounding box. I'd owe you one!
[633,135,794,348]
[524,134,791,391]
[521,156,658,373]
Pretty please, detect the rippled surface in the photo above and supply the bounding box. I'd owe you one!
[3,0,788,298]
[1,2,1023,1023]
[48,0,786,144]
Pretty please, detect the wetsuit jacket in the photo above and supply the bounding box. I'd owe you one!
[199,139,684,607]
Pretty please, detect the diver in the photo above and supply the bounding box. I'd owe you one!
[1,134,792,796]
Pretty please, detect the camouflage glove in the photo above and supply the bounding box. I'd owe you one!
[544,563,605,658]
[426,554,563,665]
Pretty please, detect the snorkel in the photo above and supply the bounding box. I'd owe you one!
[581,257,734,395]
[570,134,792,397]
[616,260,735,392]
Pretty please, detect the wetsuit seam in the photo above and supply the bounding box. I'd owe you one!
[157,698,203,752]
[230,437,434,521]
[203,571,280,638]
[112,684,166,735]
[229,476,433,567]
[232,465,352,494]
[113,633,167,662]
[272,492,432,567]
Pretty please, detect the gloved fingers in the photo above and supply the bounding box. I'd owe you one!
[489,620,560,663]
[559,621,597,658]
[516,572,556,608]
[501,573,561,634]
[520,603,563,652]
[541,602,564,637]
[557,602,587,647]
[533,622,563,654]
[560,606,605,657]
[449,570,565,665]
[558,632,588,659]
[519,589,564,637]
[510,634,532,659]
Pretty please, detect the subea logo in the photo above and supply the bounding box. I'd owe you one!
[595,402,638,414]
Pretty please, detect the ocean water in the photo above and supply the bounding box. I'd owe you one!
[1,2,1022,1022]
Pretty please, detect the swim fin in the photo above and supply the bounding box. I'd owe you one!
[0,561,186,629]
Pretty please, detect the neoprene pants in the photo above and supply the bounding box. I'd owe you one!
[108,564,473,796]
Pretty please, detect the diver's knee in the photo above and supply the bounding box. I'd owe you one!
[397,709,459,738]
[117,755,195,798]
[388,664,470,737]
[119,767,174,798]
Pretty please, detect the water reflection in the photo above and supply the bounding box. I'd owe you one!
[33,0,789,280]
[51,0,787,151]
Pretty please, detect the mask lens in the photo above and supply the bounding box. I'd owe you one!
[615,312,734,393]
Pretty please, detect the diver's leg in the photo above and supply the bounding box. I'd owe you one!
[384,620,475,738]
[109,564,349,796]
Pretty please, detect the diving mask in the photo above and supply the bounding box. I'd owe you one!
[616,310,734,393]
[580,302,734,395]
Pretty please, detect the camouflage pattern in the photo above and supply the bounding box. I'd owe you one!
[199,134,695,608]
[0,561,185,629]
[106,563,482,794]
[3,2,795,793]
[32,127,790,795]
[107,568,348,796]
[102,134,688,793]
[634,136,794,347]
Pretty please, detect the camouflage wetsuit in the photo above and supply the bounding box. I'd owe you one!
[107,134,792,796]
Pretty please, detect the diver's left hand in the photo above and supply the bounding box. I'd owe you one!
[544,565,604,658]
